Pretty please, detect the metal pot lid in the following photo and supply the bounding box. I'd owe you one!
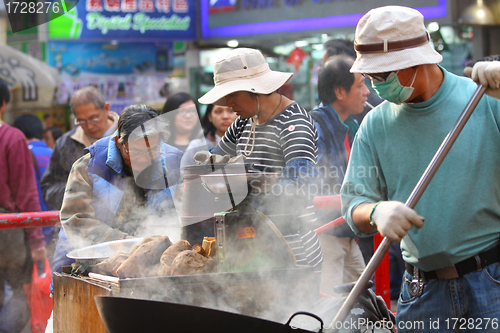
[67,238,144,260]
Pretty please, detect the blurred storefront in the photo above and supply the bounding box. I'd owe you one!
[192,0,500,111]
[45,0,197,120]
[5,0,197,132]
[5,0,500,123]
[1,6,61,127]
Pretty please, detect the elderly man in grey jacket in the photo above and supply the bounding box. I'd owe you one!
[41,86,119,210]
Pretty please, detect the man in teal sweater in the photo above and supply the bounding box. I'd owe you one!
[341,6,500,332]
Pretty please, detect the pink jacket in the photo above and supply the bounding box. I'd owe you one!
[0,123,45,251]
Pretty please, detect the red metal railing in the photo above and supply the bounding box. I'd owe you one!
[313,195,391,306]
[0,211,60,229]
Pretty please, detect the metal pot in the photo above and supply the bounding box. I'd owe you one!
[180,164,243,244]
[94,296,323,333]
[180,163,278,245]
[200,172,280,195]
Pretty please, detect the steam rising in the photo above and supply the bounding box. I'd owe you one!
[59,105,373,330]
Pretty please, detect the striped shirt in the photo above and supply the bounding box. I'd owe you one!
[218,102,318,173]
[285,231,323,270]
[217,102,322,270]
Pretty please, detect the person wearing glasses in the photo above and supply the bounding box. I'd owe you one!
[180,103,237,170]
[341,6,500,330]
[50,104,182,293]
[41,86,119,211]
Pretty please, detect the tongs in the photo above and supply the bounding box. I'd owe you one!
[331,84,487,330]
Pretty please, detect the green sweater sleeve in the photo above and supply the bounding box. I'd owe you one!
[341,128,386,237]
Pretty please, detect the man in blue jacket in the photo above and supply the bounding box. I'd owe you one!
[51,105,183,290]
[310,54,370,295]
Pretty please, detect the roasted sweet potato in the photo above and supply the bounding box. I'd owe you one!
[159,240,191,266]
[192,244,208,258]
[93,252,130,277]
[116,236,172,278]
[129,235,163,255]
[158,240,191,277]
[157,263,172,277]
[170,250,215,276]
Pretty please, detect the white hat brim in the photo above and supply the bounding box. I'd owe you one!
[350,43,443,74]
[198,71,293,106]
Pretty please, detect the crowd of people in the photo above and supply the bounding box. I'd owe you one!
[1,5,500,332]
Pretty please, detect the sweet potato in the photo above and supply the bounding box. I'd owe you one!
[159,240,191,266]
[192,244,208,258]
[170,250,215,276]
[94,252,130,277]
[116,235,172,278]
[129,235,163,255]
[157,240,191,277]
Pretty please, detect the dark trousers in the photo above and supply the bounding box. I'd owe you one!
[0,247,32,333]
[389,242,405,300]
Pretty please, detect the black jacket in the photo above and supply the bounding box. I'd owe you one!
[41,127,86,210]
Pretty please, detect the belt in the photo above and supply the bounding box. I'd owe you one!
[405,244,500,280]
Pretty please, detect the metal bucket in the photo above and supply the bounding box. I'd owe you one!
[180,163,248,245]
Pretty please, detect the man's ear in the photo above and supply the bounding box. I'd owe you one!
[334,87,347,101]
[114,135,120,147]
[104,102,110,113]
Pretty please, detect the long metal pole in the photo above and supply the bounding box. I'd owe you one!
[331,85,487,330]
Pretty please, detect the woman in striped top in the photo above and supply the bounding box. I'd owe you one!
[199,48,323,271]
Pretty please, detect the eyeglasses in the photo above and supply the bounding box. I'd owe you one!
[362,72,392,83]
[124,143,162,160]
[177,108,197,117]
[74,110,104,126]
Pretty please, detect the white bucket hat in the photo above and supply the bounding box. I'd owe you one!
[198,48,293,106]
[350,6,443,74]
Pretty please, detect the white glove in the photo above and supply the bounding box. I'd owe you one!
[464,61,500,100]
[193,151,231,165]
[371,201,425,242]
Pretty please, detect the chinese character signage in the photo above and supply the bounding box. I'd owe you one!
[48,0,196,40]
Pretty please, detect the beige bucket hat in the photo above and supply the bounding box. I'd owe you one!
[350,6,443,74]
[198,48,293,106]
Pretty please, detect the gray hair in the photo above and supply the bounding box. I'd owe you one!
[117,104,166,144]
[70,86,105,113]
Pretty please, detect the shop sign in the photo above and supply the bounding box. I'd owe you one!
[47,41,172,75]
[201,0,448,38]
[48,0,196,40]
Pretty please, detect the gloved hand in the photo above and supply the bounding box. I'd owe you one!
[193,151,242,165]
[371,201,425,242]
[464,61,500,100]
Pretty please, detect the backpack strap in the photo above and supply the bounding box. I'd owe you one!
[309,111,332,163]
